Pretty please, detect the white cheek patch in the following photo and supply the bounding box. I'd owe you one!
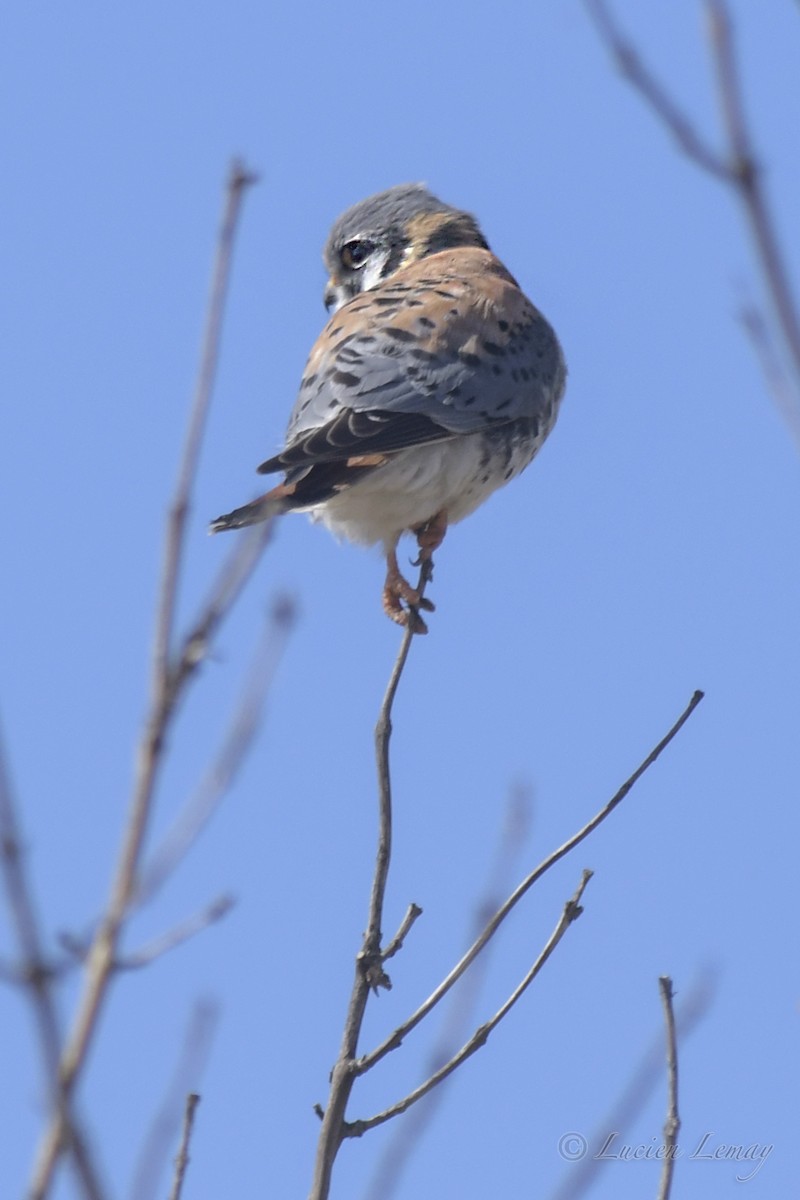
[361,251,391,292]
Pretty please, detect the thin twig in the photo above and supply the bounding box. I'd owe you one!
[584,0,800,427]
[308,565,428,1200]
[358,690,704,1075]
[0,724,106,1200]
[583,0,731,180]
[168,1093,202,1200]
[550,970,713,1200]
[657,976,681,1200]
[130,1001,216,1200]
[346,871,592,1137]
[167,520,276,704]
[739,303,800,450]
[705,0,800,380]
[28,161,257,1200]
[138,592,295,905]
[365,781,533,1200]
[381,903,423,962]
[154,158,259,687]
[119,896,234,969]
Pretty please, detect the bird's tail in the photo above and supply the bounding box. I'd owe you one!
[209,491,288,533]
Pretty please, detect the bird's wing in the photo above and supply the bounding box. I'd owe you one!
[258,248,565,475]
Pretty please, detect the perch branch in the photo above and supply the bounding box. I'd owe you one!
[364,781,533,1200]
[307,563,429,1200]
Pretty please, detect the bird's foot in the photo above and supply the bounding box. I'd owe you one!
[412,510,448,568]
[383,559,435,635]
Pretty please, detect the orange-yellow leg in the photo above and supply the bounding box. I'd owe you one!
[412,509,448,566]
[383,546,435,634]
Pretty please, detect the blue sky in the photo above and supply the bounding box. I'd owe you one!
[2,3,798,1198]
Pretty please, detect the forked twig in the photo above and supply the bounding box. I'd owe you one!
[706,1,800,378]
[583,0,731,180]
[346,871,592,1137]
[0,727,106,1200]
[28,161,258,1200]
[364,783,533,1200]
[357,691,704,1075]
[309,598,701,1199]
[584,0,800,423]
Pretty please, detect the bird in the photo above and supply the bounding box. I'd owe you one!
[210,183,566,632]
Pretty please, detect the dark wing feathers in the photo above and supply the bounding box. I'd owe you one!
[257,409,451,474]
[261,247,565,475]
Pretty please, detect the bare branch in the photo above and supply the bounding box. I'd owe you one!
[739,303,800,450]
[0,723,106,1200]
[346,871,592,1136]
[154,158,259,686]
[130,1001,216,1200]
[550,970,713,1200]
[308,563,429,1200]
[381,903,423,963]
[28,160,257,1200]
[358,690,704,1075]
[584,0,800,428]
[167,519,276,703]
[0,724,61,1074]
[368,560,432,964]
[168,1094,202,1200]
[583,0,731,180]
[657,976,681,1200]
[119,895,234,970]
[705,0,800,380]
[365,782,533,1200]
[138,593,296,905]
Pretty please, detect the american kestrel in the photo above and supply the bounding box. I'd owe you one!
[211,184,566,632]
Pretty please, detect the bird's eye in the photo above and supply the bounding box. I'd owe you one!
[341,240,373,270]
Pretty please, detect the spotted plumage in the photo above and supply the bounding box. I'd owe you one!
[211,184,566,631]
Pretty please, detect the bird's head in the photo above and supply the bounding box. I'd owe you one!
[322,183,489,314]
